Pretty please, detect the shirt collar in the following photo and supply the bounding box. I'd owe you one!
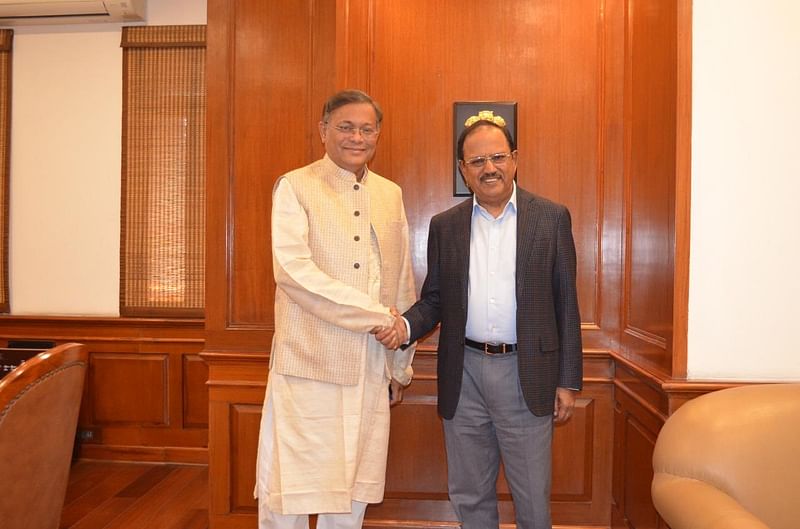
[472,181,517,219]
[322,154,369,183]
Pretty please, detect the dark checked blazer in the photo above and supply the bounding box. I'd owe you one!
[404,187,583,419]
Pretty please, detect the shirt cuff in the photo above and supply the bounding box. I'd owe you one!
[392,364,413,386]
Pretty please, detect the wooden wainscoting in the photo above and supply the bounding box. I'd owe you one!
[0,316,207,464]
[204,349,265,529]
[205,347,615,529]
[609,353,739,529]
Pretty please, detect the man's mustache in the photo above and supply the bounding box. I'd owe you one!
[480,172,501,182]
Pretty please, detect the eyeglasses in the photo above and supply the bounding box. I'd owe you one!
[463,152,515,169]
[328,123,380,139]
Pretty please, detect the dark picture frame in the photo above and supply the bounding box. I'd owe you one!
[453,101,518,196]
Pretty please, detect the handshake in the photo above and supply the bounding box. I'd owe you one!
[370,307,409,350]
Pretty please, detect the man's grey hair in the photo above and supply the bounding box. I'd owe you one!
[321,89,383,125]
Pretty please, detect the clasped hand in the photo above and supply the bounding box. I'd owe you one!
[370,307,408,350]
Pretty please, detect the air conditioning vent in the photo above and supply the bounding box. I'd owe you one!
[0,0,145,25]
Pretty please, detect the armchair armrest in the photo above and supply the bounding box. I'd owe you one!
[652,474,769,529]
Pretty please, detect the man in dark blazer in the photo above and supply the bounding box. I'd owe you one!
[378,114,582,529]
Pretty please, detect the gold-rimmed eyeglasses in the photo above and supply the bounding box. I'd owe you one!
[463,151,515,169]
[327,123,380,139]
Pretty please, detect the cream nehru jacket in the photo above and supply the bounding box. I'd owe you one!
[270,155,417,386]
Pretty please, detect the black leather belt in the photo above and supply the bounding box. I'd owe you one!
[465,338,517,355]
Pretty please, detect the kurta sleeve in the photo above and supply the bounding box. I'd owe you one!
[388,196,416,386]
[272,178,394,333]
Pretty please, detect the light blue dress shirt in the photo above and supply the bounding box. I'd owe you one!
[465,184,518,344]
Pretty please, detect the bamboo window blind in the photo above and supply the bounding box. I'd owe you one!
[0,30,12,313]
[120,26,206,317]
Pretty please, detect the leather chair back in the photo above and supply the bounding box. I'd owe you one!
[0,343,88,529]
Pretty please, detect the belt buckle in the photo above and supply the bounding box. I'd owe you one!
[485,342,505,355]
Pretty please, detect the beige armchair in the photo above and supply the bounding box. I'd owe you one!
[0,343,88,529]
[652,383,800,529]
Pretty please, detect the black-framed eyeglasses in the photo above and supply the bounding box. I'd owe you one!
[463,151,515,169]
[328,123,380,139]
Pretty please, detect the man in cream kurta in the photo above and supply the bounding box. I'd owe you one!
[256,90,416,529]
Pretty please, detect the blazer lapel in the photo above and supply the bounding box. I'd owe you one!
[453,200,472,314]
[516,189,541,289]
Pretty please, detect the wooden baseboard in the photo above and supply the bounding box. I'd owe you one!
[78,443,208,465]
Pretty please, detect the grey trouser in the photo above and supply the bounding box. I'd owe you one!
[443,346,553,529]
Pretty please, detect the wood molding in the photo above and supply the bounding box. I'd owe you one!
[0,314,203,339]
[79,444,208,465]
[672,0,693,378]
[335,0,373,90]
[599,0,626,357]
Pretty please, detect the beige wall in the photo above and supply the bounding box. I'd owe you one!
[7,0,206,315]
[689,0,800,379]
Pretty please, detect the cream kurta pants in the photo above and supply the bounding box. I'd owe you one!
[256,228,391,527]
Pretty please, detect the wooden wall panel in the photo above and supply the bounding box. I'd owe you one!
[206,0,622,525]
[205,0,623,354]
[91,353,168,425]
[611,360,663,529]
[227,0,316,328]
[184,354,210,427]
[611,400,626,528]
[374,370,614,527]
[622,414,660,529]
[207,355,267,529]
[207,351,614,528]
[384,375,449,497]
[612,369,665,529]
[206,0,339,352]
[600,0,626,354]
[621,0,678,375]
[552,397,595,499]
[0,316,206,463]
[366,0,606,349]
[230,404,261,513]
[205,0,693,526]
[552,383,614,524]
